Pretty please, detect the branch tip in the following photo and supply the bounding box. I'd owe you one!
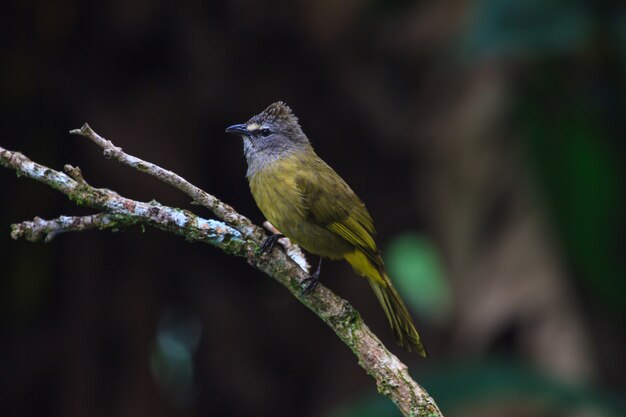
[63,164,86,184]
[69,123,91,136]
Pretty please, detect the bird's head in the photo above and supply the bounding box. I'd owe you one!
[225,102,310,163]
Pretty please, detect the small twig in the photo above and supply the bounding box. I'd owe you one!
[70,124,262,239]
[0,135,443,417]
[63,164,88,185]
[10,213,136,243]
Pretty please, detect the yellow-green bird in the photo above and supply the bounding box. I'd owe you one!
[226,102,426,355]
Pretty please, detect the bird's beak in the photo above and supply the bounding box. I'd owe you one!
[225,123,250,136]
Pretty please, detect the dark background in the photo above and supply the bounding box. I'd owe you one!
[1,1,624,416]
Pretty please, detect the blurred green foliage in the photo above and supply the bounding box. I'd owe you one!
[462,0,626,313]
[330,358,625,417]
[385,233,452,321]
[520,70,625,312]
[150,312,202,405]
[464,0,592,59]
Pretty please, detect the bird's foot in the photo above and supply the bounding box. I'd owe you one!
[301,273,320,295]
[301,257,323,295]
[259,233,285,254]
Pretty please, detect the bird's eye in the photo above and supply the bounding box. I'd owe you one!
[260,128,271,137]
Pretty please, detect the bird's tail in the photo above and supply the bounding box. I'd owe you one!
[344,250,427,356]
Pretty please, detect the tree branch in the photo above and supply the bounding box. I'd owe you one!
[0,129,443,417]
[69,123,262,240]
[10,213,138,243]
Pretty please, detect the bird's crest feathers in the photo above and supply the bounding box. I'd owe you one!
[248,101,299,127]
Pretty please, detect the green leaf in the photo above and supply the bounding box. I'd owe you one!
[385,233,451,321]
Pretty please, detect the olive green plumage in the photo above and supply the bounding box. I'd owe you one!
[226,102,426,356]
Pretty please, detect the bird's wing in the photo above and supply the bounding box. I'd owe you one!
[296,158,379,262]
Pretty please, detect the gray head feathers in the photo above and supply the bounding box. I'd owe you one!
[234,101,313,178]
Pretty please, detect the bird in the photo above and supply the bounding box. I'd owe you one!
[225,101,426,355]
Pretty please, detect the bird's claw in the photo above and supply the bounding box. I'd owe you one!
[259,233,285,254]
[301,257,323,295]
[301,274,320,295]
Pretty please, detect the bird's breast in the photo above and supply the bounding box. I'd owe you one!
[248,156,307,235]
[247,153,355,259]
